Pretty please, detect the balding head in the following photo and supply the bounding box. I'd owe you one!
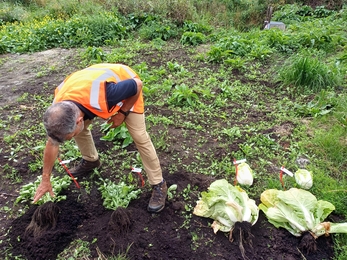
[43,101,80,143]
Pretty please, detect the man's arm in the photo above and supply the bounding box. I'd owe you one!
[33,138,59,203]
[108,78,143,128]
[119,78,143,111]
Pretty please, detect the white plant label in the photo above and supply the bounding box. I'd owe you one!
[132,167,142,173]
[233,159,247,165]
[280,166,293,177]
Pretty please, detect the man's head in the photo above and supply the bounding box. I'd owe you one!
[43,101,84,143]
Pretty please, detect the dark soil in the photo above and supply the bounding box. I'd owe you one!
[0,44,337,260]
[6,172,335,260]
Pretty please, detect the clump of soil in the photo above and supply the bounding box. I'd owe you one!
[25,201,60,238]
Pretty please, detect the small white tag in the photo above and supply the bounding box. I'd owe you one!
[132,167,142,173]
[233,159,247,165]
[59,158,75,165]
[280,166,293,177]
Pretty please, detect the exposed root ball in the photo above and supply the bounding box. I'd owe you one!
[108,207,132,234]
[25,202,61,238]
[299,231,317,255]
[230,221,254,260]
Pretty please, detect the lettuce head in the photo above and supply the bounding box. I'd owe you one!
[294,169,313,189]
[237,162,254,186]
[193,179,259,234]
[259,188,347,238]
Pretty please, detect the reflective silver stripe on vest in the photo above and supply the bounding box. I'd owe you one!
[120,65,136,78]
[85,67,135,111]
[85,68,126,111]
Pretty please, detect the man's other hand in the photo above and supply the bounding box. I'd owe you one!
[108,113,125,128]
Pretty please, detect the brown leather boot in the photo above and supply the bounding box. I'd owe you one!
[69,159,101,177]
[147,179,167,213]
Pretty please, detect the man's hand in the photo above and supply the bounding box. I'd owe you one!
[33,178,54,203]
[107,113,126,128]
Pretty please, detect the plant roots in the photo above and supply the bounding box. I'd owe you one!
[299,231,317,255]
[25,201,61,238]
[108,207,132,234]
[230,221,254,260]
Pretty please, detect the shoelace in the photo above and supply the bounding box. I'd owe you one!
[152,185,164,201]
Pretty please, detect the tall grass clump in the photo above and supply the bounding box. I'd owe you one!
[111,0,196,24]
[278,52,342,94]
[0,1,30,24]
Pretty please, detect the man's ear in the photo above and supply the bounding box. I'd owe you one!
[77,116,83,124]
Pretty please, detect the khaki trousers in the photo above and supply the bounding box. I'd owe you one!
[73,113,163,185]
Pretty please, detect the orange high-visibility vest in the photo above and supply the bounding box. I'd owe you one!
[54,63,144,119]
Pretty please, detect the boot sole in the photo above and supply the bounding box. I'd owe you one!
[147,205,165,213]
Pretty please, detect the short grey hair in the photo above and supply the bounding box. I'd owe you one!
[43,101,80,143]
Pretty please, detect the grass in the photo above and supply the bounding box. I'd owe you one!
[0,0,347,259]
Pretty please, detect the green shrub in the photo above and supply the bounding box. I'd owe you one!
[0,12,127,53]
[313,6,335,18]
[138,20,178,41]
[180,32,206,46]
[182,21,212,34]
[231,2,266,31]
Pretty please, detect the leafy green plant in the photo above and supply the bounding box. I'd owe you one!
[15,175,72,205]
[313,6,335,18]
[100,123,133,148]
[138,20,178,41]
[167,184,178,200]
[294,89,337,117]
[183,21,212,34]
[221,126,242,140]
[236,162,254,186]
[98,179,141,210]
[194,179,259,234]
[180,32,206,46]
[81,46,106,64]
[294,169,313,189]
[168,83,199,107]
[294,101,333,117]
